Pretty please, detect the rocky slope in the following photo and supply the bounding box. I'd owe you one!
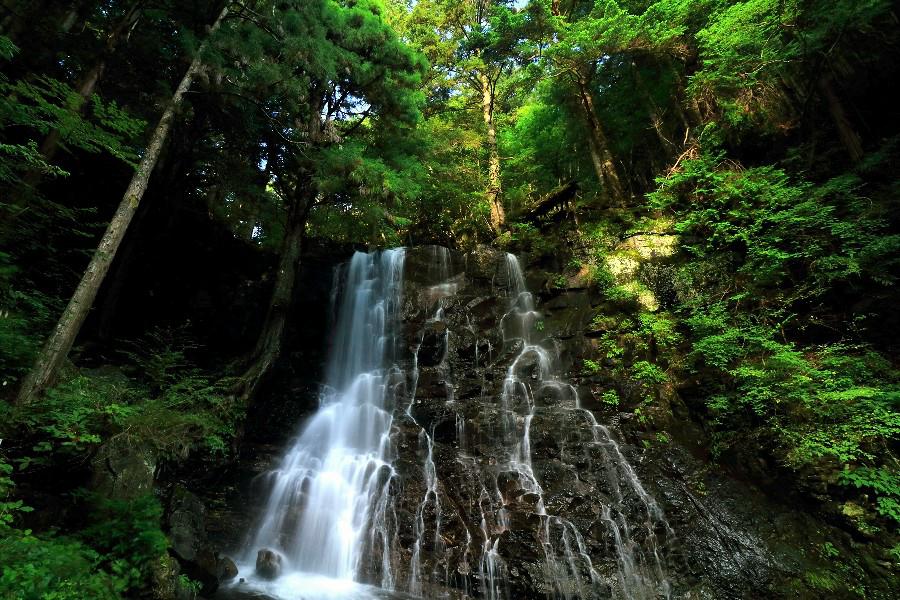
[213,245,853,599]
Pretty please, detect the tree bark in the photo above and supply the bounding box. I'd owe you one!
[234,93,325,403]
[522,180,578,224]
[818,76,863,163]
[480,71,505,233]
[16,5,229,405]
[575,75,625,205]
[235,187,313,402]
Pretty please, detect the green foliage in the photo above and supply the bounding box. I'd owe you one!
[583,358,602,374]
[210,0,427,246]
[0,457,31,531]
[690,0,893,129]
[653,151,900,531]
[0,252,56,389]
[651,153,899,305]
[839,468,900,524]
[179,574,202,594]
[638,313,681,350]
[0,494,166,599]
[0,35,143,185]
[503,222,558,256]
[0,528,122,600]
[684,306,900,478]
[501,84,594,204]
[81,495,168,591]
[2,332,242,463]
[630,360,668,384]
[0,457,164,600]
[600,389,620,407]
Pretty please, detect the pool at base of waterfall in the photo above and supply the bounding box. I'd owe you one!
[217,569,416,600]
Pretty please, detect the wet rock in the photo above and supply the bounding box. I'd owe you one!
[211,244,892,600]
[217,555,239,582]
[460,245,507,285]
[418,320,448,366]
[167,486,207,562]
[90,437,155,500]
[414,368,449,398]
[255,548,283,580]
[184,549,222,596]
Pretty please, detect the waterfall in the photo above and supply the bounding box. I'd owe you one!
[488,254,672,600]
[227,246,673,600]
[234,249,406,598]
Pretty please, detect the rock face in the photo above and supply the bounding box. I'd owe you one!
[167,486,208,562]
[351,245,831,599]
[215,244,845,600]
[90,437,156,500]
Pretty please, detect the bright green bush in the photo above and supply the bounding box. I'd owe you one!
[650,150,900,532]
[0,529,122,600]
[81,495,168,592]
[2,332,242,464]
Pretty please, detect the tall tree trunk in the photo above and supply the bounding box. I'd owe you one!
[575,75,625,205]
[235,96,325,402]
[819,75,864,163]
[235,187,313,402]
[480,71,505,233]
[16,5,229,405]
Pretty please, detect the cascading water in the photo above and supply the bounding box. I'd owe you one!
[232,249,406,599]
[228,246,675,600]
[484,254,673,600]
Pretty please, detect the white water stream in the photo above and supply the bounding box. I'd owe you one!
[486,254,672,600]
[231,249,406,599]
[227,247,671,600]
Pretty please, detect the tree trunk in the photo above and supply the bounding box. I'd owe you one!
[235,187,313,402]
[819,76,864,163]
[16,5,228,405]
[234,94,325,402]
[575,76,625,205]
[480,71,505,233]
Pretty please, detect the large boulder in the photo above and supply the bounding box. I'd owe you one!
[167,486,207,562]
[256,548,283,580]
[90,437,155,500]
[164,486,239,595]
[217,555,239,582]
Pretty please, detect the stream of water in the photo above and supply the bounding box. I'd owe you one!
[229,249,407,599]
[225,247,672,600]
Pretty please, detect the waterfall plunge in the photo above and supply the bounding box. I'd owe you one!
[236,249,406,598]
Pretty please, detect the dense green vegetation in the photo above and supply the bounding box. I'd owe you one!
[1,0,898,597]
